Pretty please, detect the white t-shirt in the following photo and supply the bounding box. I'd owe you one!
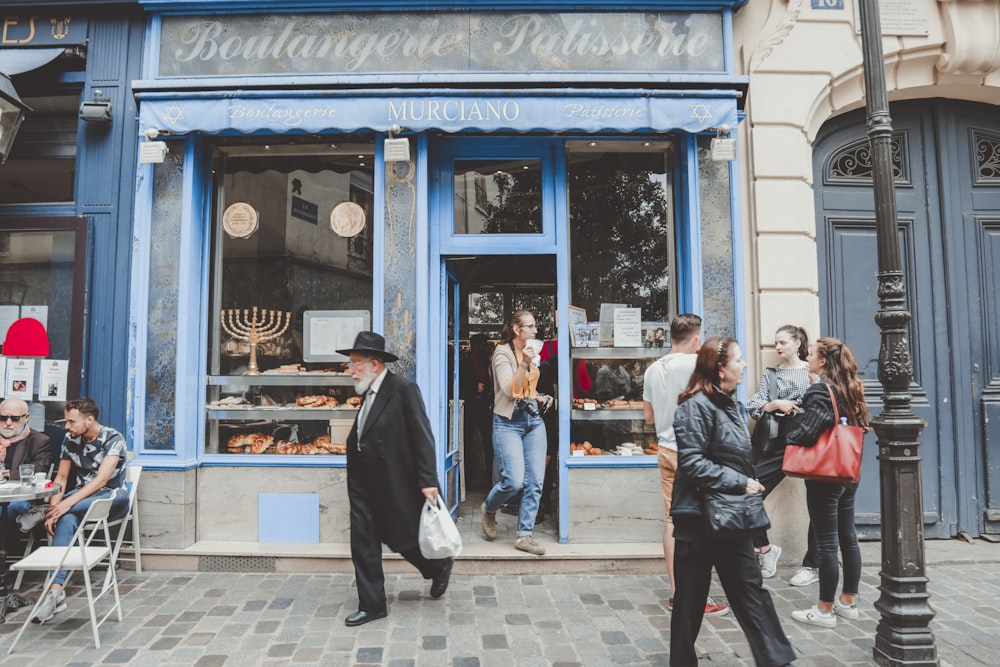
[642,352,697,451]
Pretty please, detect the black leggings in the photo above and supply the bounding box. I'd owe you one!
[805,480,861,604]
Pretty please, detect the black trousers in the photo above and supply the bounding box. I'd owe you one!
[671,525,796,667]
[752,447,818,568]
[349,483,448,613]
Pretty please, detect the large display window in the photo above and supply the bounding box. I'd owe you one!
[566,139,678,456]
[204,141,375,456]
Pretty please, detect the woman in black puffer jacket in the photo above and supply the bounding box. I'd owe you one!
[670,337,796,667]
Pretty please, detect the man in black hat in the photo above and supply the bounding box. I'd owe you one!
[337,331,453,627]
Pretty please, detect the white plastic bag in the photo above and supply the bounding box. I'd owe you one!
[418,495,463,559]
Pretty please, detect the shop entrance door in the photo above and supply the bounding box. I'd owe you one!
[430,136,563,520]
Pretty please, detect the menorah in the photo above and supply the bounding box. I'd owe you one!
[220,307,291,375]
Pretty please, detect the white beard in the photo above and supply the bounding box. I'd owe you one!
[353,369,376,395]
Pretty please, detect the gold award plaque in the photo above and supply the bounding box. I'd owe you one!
[222,202,259,239]
[330,201,366,238]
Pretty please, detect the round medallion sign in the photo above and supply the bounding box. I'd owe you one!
[222,202,259,239]
[330,201,366,238]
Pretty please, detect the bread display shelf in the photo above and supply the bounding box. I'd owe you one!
[571,409,645,420]
[208,407,358,420]
[207,374,354,387]
[571,347,666,359]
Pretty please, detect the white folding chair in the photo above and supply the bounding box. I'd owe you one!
[107,465,143,577]
[7,494,123,653]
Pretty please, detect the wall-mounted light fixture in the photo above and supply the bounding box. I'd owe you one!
[79,88,112,122]
[384,124,410,162]
[0,72,31,163]
[710,125,736,162]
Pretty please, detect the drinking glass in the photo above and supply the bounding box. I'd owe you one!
[19,464,34,487]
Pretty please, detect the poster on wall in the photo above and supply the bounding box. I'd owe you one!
[6,358,35,399]
[39,359,68,402]
[613,308,642,347]
[20,305,48,330]
[0,305,18,343]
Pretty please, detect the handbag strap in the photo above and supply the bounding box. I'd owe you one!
[766,368,777,401]
[823,381,842,425]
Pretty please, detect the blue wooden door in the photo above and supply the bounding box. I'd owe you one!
[813,100,1000,538]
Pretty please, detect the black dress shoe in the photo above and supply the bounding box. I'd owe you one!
[344,609,387,627]
[430,558,453,599]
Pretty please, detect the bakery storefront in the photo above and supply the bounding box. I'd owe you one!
[132,1,748,556]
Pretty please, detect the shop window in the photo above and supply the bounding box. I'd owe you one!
[567,140,677,324]
[566,139,678,457]
[205,142,375,457]
[453,158,542,234]
[0,95,77,205]
[0,219,86,431]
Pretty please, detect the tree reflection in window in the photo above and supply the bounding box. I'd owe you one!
[568,141,676,323]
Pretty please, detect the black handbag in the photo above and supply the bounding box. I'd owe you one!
[704,491,771,538]
[751,369,786,457]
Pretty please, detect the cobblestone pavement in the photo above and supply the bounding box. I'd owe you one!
[1,542,998,666]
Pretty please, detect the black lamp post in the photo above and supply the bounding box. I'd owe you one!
[0,72,30,164]
[856,1,938,665]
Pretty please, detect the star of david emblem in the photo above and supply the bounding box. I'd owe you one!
[164,102,185,125]
[690,102,712,123]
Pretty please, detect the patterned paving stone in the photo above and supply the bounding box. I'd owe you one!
[2,542,999,665]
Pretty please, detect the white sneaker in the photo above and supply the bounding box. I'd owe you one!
[789,567,820,587]
[791,605,836,629]
[758,544,781,578]
[17,505,46,533]
[834,597,859,620]
[31,589,67,624]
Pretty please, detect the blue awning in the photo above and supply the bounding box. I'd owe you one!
[137,89,739,136]
[0,48,67,76]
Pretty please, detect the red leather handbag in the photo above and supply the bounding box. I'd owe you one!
[782,383,864,483]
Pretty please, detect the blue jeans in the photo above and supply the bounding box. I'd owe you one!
[51,487,129,586]
[805,480,861,604]
[485,408,547,536]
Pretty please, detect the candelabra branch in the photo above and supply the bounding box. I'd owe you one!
[220,306,291,375]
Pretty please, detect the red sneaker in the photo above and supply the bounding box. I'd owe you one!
[704,597,730,617]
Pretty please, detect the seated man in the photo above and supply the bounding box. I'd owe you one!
[32,397,129,624]
[1,397,53,536]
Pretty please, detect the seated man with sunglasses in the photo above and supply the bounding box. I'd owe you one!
[1,397,53,543]
[32,397,129,624]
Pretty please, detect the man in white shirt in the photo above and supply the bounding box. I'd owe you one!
[643,314,728,617]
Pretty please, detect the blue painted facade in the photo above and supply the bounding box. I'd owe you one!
[0,2,145,435]
[122,0,750,545]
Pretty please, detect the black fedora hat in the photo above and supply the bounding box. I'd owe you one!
[337,331,398,362]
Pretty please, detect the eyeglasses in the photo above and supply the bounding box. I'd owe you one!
[0,414,27,422]
[345,360,373,369]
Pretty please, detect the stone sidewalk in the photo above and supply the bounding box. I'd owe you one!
[0,539,998,666]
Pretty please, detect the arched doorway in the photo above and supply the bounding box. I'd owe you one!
[812,100,1000,539]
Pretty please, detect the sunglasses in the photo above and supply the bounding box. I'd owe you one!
[0,414,27,422]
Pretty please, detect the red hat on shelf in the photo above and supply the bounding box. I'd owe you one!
[3,317,50,357]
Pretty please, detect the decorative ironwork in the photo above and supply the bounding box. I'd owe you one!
[858,1,937,664]
[826,132,909,185]
[972,129,1000,183]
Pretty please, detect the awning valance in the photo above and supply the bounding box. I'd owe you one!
[137,89,739,136]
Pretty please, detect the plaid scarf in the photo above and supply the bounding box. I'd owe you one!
[0,425,31,465]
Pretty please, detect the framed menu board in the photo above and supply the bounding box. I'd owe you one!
[302,310,370,362]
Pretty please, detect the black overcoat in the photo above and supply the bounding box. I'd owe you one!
[346,371,439,553]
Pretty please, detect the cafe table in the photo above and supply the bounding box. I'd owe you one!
[0,480,60,623]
